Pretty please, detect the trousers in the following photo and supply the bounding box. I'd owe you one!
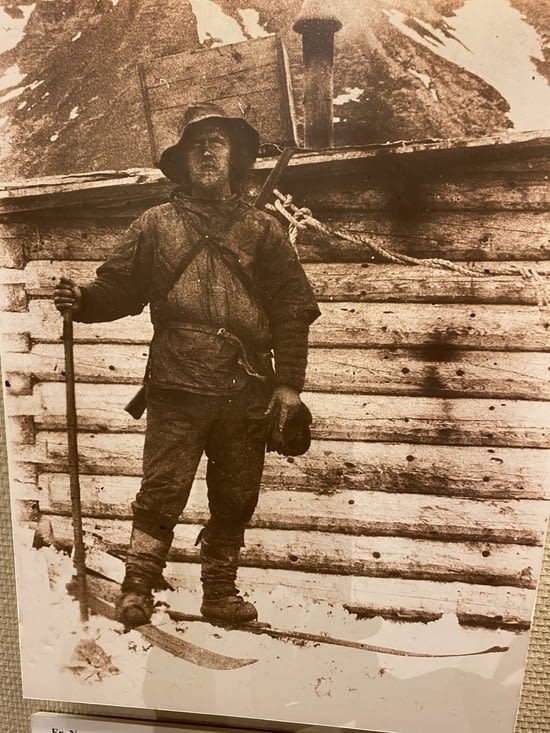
[131,382,269,542]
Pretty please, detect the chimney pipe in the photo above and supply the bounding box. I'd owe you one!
[293,1,342,149]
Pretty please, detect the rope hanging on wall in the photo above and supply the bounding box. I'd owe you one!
[268,189,550,316]
[267,189,482,277]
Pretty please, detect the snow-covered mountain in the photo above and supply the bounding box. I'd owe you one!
[0,0,549,178]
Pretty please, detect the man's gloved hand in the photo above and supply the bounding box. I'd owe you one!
[265,384,302,436]
[53,276,82,314]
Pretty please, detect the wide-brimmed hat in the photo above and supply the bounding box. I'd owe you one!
[158,102,260,187]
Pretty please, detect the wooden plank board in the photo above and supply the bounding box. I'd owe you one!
[7,383,550,447]
[27,432,550,500]
[41,473,549,546]
[143,35,284,87]
[5,300,550,351]
[140,35,296,160]
[146,63,281,109]
[151,89,293,161]
[16,211,550,263]
[49,516,541,588]
[164,563,536,629]
[16,259,550,306]
[5,342,550,400]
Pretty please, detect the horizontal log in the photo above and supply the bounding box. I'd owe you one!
[0,223,28,268]
[298,211,550,263]
[27,433,550,500]
[308,261,550,305]
[41,473,549,546]
[21,221,130,261]
[7,383,550,447]
[6,415,35,445]
[296,173,550,213]
[0,170,171,216]
[5,342,550,400]
[49,516,541,588]
[163,563,536,629]
[17,259,550,305]
[10,211,550,264]
[2,372,32,395]
[8,460,37,486]
[5,300,550,351]
[1,132,548,215]
[82,561,534,630]
[0,283,27,312]
[306,348,550,401]
[1,332,30,352]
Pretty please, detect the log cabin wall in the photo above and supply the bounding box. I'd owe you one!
[1,130,549,630]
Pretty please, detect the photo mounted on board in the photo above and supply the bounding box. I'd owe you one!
[0,2,549,732]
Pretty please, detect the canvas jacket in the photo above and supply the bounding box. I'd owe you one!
[76,192,320,395]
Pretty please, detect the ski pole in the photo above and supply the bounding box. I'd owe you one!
[63,309,89,623]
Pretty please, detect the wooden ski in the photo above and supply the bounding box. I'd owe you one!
[82,576,258,671]
[86,573,509,660]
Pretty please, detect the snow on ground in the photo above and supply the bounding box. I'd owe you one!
[385,0,550,129]
[13,525,530,733]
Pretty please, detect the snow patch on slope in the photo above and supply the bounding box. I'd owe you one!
[189,0,270,46]
[189,0,246,46]
[0,63,25,92]
[334,87,364,105]
[333,87,365,122]
[0,4,35,54]
[0,84,25,105]
[408,68,439,102]
[238,8,270,38]
[386,0,550,129]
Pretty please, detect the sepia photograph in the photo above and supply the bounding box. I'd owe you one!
[0,1,549,732]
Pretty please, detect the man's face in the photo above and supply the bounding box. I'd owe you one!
[184,120,232,194]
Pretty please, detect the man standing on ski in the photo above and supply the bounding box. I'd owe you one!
[53,103,320,629]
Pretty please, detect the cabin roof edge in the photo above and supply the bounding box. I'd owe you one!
[1,128,549,214]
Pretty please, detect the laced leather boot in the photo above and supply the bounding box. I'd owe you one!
[199,530,257,624]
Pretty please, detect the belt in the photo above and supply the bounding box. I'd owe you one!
[162,321,270,382]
